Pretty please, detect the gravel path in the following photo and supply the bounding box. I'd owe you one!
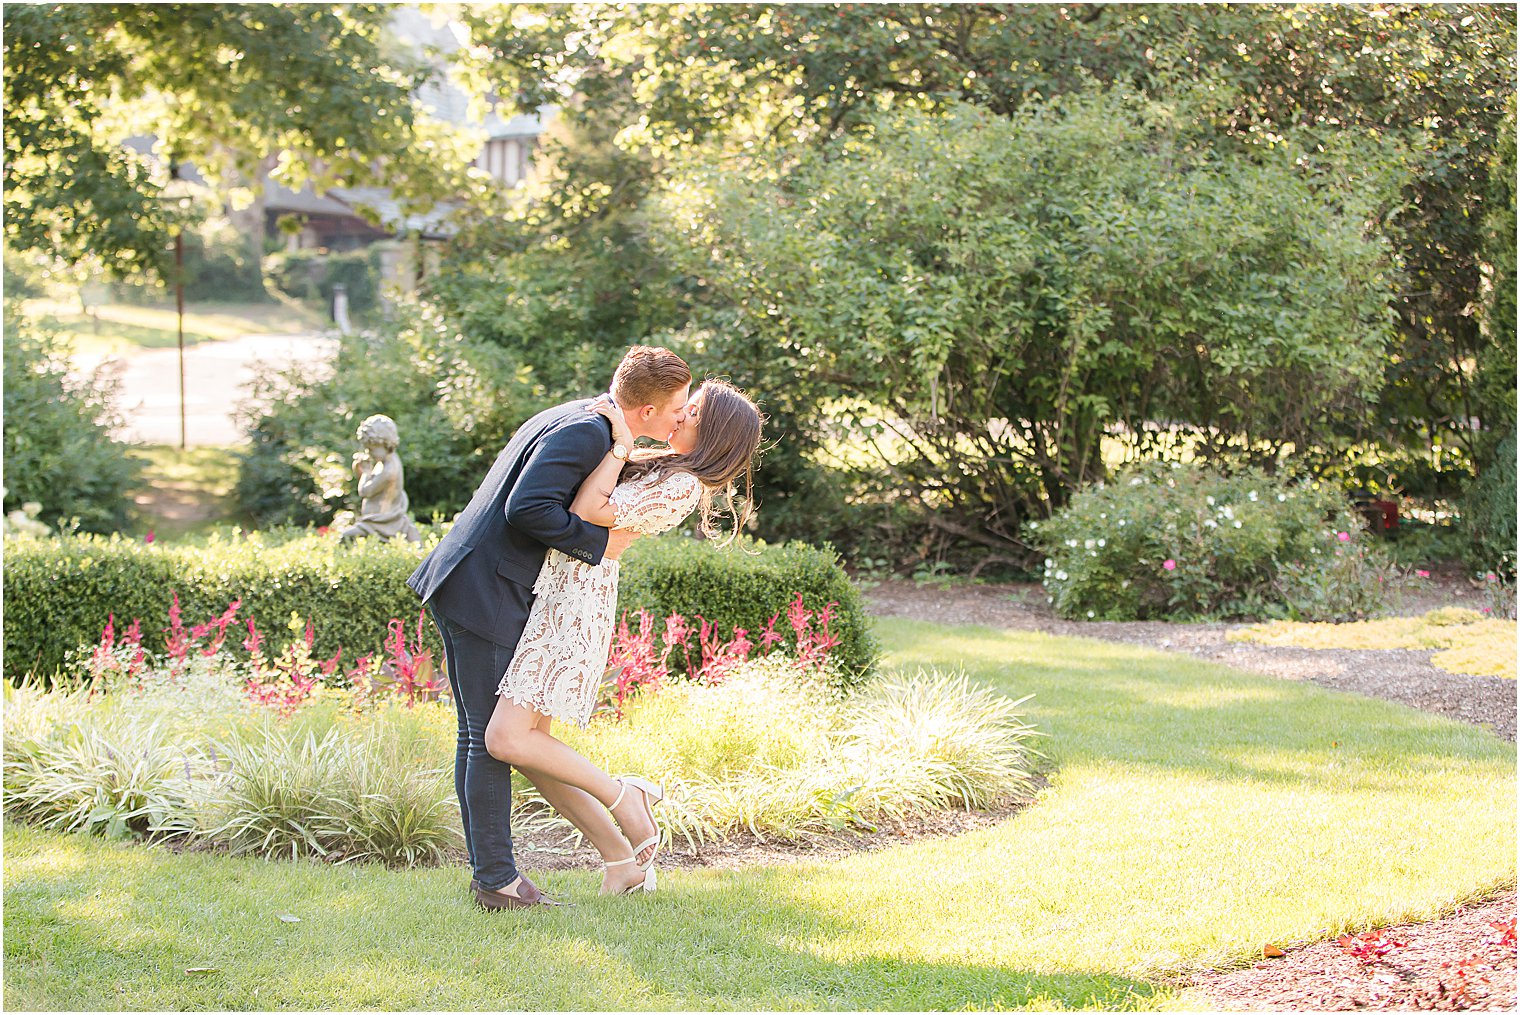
[863,578,1517,742]
[75,331,338,446]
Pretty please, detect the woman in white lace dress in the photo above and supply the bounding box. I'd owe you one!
[484,379,763,896]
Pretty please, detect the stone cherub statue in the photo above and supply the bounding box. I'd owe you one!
[338,414,421,544]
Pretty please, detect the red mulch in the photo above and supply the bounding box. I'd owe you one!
[1182,895,1517,1011]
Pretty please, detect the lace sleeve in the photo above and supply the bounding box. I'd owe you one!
[610,471,702,535]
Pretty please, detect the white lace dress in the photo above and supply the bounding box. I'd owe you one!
[496,468,703,727]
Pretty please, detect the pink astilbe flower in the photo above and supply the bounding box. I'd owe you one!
[1162,559,1177,571]
[243,618,264,658]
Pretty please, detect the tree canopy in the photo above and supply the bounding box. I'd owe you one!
[3,3,482,279]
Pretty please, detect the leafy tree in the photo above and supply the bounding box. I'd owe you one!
[462,3,1515,490]
[659,95,1397,552]
[3,3,482,280]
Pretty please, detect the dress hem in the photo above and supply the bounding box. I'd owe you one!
[494,687,593,729]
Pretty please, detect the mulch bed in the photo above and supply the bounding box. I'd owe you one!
[1181,895,1517,1011]
[863,575,1518,1011]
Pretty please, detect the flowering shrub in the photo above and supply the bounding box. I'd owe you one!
[1032,462,1406,621]
[75,596,436,715]
[602,594,844,717]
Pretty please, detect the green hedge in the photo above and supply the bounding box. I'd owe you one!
[3,530,875,688]
[618,536,878,690]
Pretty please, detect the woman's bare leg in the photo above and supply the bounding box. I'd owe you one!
[513,714,646,893]
[487,697,659,867]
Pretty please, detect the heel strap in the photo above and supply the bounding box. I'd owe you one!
[603,856,637,868]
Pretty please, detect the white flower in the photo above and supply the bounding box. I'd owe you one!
[1130,477,1144,486]
[1233,521,1242,528]
[1055,570,1068,581]
[1066,539,1079,548]
[1206,495,1216,506]
[1086,610,1096,618]
[1097,538,1106,547]
[1084,539,1096,550]
[1044,558,1055,570]
[1117,519,1126,527]
[1120,579,1130,588]
[1221,506,1234,519]
[1248,491,1258,502]
[1204,519,1218,528]
[1277,493,1287,502]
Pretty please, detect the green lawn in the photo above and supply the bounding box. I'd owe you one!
[23,298,327,357]
[126,445,247,538]
[4,620,1513,1011]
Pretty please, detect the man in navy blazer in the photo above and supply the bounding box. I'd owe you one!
[408,346,692,909]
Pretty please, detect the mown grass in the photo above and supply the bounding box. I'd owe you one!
[5,619,1513,1011]
[24,298,326,357]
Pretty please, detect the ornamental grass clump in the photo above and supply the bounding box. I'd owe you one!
[538,660,1043,848]
[1033,461,1409,622]
[204,719,458,866]
[2,702,204,840]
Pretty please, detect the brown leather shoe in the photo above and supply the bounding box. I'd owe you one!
[473,876,568,911]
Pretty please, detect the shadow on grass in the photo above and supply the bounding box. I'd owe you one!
[3,823,1167,1011]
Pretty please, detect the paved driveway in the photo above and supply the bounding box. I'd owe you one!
[77,332,339,446]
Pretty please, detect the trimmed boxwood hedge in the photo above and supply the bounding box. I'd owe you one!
[2,530,875,688]
[617,535,878,689]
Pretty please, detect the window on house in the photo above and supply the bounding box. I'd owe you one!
[476,137,536,187]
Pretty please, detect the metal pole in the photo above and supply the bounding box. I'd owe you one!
[176,229,186,451]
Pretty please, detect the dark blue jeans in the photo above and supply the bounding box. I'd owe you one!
[430,592,533,892]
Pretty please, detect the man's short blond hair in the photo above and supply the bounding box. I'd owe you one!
[611,346,691,408]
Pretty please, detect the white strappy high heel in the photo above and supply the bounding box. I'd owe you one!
[602,853,656,894]
[609,775,665,882]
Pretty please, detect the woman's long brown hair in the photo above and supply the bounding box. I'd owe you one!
[619,379,763,543]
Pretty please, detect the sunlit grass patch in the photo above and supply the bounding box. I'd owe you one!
[1229,607,1517,678]
[24,299,327,357]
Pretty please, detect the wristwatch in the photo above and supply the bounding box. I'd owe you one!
[610,443,630,461]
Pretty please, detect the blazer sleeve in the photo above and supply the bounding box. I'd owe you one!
[504,421,611,565]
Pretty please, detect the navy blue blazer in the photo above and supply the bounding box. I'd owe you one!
[407,398,613,645]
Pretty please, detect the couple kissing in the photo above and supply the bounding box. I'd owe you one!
[407,346,763,908]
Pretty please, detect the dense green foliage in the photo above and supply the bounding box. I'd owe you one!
[1462,431,1518,579]
[1,310,141,532]
[2,3,481,280]
[1033,463,1402,622]
[264,247,383,316]
[106,219,270,304]
[1,529,870,686]
[441,3,1515,564]
[662,94,1395,552]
